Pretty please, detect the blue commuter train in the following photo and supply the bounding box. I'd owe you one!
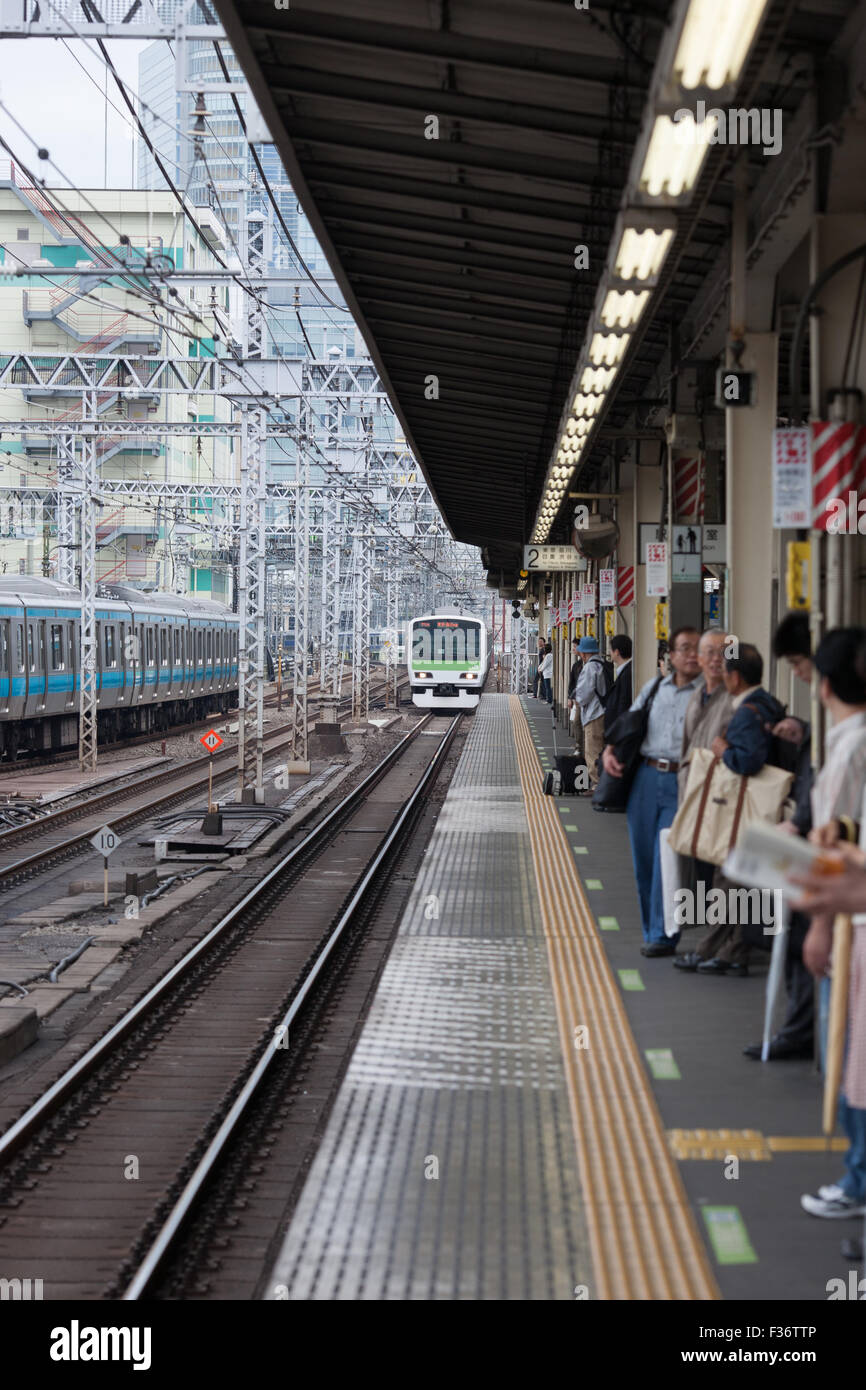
[0,577,239,760]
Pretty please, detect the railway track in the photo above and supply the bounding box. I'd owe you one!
[0,714,459,1300]
[0,678,409,885]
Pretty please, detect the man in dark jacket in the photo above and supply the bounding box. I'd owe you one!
[741,613,814,1059]
[710,645,786,776]
[602,634,633,738]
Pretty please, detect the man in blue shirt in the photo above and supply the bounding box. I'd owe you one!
[602,627,703,956]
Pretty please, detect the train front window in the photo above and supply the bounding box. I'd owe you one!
[413,620,480,665]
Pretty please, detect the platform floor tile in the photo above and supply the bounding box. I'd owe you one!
[268,696,591,1300]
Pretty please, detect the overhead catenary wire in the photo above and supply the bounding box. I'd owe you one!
[0,113,479,597]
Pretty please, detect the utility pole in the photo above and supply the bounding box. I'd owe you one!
[56,432,77,587]
[351,531,372,722]
[385,566,398,708]
[236,207,268,801]
[291,427,310,762]
[78,391,98,771]
[320,491,341,697]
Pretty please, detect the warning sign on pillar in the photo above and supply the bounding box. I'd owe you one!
[600,569,616,607]
[646,542,669,597]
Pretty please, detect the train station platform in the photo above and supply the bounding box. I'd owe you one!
[268,693,854,1302]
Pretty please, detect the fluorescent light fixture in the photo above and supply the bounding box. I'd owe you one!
[640,114,714,198]
[572,393,602,417]
[614,226,675,282]
[673,0,770,91]
[589,332,629,367]
[581,366,616,394]
[600,289,650,329]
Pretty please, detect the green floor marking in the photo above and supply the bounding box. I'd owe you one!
[564,823,579,831]
[558,806,569,814]
[618,969,644,991]
[598,915,619,930]
[584,878,603,890]
[701,1207,759,1266]
[645,1048,681,1080]
[572,845,588,854]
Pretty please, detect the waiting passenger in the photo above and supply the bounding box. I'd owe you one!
[793,835,866,1229]
[601,627,702,956]
[678,642,784,977]
[742,612,816,1060]
[671,628,733,966]
[533,636,546,699]
[574,635,609,789]
[539,643,553,705]
[602,634,633,737]
[794,630,866,1220]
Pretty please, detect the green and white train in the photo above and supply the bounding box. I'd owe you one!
[408,612,489,711]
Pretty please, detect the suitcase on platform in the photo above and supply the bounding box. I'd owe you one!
[542,712,585,796]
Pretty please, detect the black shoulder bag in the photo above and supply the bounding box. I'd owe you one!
[592,676,663,813]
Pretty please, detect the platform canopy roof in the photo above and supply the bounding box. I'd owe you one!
[215,0,858,587]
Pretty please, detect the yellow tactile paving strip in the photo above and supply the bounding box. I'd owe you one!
[510,696,720,1300]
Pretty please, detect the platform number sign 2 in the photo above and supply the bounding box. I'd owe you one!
[90,824,122,907]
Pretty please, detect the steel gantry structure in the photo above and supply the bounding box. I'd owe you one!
[0,351,485,771]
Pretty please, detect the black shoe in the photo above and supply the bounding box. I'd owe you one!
[841,1237,864,1262]
[674,951,703,971]
[743,1037,813,1061]
[696,957,749,976]
[641,941,677,958]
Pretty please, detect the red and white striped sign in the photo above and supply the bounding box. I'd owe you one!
[810,422,866,530]
[568,596,575,622]
[673,455,705,522]
[617,565,635,607]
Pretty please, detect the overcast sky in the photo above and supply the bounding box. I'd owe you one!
[0,37,146,188]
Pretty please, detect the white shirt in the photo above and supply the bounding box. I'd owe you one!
[811,711,866,828]
[540,652,553,678]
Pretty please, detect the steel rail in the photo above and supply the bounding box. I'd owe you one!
[123,713,459,1299]
[0,712,440,1167]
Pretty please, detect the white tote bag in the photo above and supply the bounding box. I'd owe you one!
[668,747,793,867]
[659,828,682,939]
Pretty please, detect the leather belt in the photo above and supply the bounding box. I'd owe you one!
[644,756,680,773]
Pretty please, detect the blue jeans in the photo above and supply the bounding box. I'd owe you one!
[838,1096,866,1201]
[542,677,552,704]
[626,761,681,944]
[818,976,866,1200]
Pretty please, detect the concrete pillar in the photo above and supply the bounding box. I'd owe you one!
[809,213,866,630]
[724,333,780,656]
[616,459,636,647]
[633,441,664,692]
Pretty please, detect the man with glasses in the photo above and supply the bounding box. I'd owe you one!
[602,627,703,956]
